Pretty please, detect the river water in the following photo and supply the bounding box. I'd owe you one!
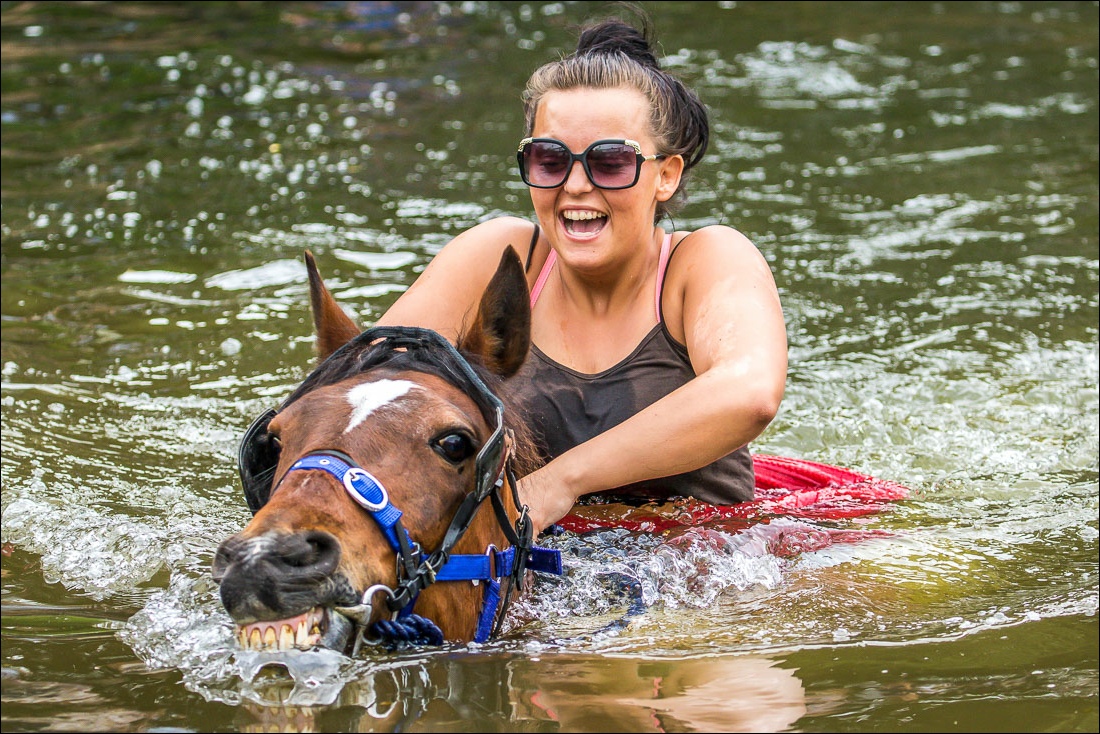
[1,2,1097,732]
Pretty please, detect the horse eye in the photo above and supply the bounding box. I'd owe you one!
[433,432,475,464]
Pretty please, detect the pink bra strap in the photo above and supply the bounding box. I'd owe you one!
[529,232,674,318]
[529,249,556,308]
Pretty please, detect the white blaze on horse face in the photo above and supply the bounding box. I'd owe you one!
[344,379,419,434]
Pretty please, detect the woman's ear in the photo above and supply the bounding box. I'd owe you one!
[655,154,686,203]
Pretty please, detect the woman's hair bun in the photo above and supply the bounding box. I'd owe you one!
[575,18,659,70]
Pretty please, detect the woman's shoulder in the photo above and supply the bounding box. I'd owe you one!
[376,215,536,335]
[464,215,537,245]
[669,224,770,277]
[661,224,776,340]
[672,224,758,257]
[432,216,536,268]
[417,215,528,267]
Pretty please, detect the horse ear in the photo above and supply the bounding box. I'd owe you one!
[458,246,531,378]
[304,250,361,360]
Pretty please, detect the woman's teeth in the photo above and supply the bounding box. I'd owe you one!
[563,211,606,234]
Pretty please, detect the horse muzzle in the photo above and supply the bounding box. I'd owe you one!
[212,529,363,654]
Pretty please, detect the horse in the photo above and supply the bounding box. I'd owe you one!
[211,246,562,654]
[211,245,910,657]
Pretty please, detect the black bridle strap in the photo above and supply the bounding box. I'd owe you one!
[239,324,563,644]
[386,486,489,613]
[490,477,530,638]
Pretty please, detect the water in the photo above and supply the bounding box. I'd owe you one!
[2,1,1097,731]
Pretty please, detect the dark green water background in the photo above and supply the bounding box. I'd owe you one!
[2,2,1097,732]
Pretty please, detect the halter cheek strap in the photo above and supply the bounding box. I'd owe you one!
[285,450,562,645]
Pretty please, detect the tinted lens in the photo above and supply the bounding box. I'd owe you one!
[522,140,571,187]
[586,142,640,188]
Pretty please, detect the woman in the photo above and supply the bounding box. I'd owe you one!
[376,11,788,534]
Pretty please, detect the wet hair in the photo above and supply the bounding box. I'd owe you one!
[521,6,710,222]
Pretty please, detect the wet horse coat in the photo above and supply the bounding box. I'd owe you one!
[212,247,909,655]
[213,247,559,652]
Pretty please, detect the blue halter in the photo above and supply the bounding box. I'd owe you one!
[238,325,563,648]
[286,451,561,646]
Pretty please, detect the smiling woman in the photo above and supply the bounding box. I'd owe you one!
[377,8,790,533]
[1,1,1096,732]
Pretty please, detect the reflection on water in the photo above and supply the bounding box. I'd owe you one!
[2,1,1097,732]
[123,575,812,732]
[513,655,807,733]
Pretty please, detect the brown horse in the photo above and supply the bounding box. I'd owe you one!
[212,246,561,654]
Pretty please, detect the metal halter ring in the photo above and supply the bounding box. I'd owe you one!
[346,584,399,656]
[343,467,389,512]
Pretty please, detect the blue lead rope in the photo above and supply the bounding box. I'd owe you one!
[288,452,562,645]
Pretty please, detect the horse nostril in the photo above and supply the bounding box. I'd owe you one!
[211,537,246,580]
[276,530,341,572]
[211,549,228,580]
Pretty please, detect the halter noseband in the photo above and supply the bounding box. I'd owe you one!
[236,326,562,648]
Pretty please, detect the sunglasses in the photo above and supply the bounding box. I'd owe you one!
[517,138,666,190]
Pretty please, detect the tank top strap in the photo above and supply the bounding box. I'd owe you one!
[530,232,675,314]
[529,249,556,308]
[524,223,540,273]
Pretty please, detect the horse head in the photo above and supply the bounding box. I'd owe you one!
[212,247,559,654]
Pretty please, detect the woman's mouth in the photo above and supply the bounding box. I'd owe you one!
[561,210,607,237]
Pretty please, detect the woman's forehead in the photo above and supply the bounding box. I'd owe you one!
[532,87,652,143]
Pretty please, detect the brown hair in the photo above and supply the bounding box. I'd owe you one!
[521,7,710,222]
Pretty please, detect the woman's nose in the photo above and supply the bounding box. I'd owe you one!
[562,158,593,193]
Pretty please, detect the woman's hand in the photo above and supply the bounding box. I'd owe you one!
[517,464,578,536]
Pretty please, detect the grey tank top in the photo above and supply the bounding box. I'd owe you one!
[510,227,755,505]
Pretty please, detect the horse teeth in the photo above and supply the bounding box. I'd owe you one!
[235,609,326,651]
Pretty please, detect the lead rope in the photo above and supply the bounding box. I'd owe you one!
[369,615,444,649]
[340,586,446,653]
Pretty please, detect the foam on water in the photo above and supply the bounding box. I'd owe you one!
[0,1,1095,728]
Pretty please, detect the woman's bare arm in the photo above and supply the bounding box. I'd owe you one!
[519,225,788,532]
